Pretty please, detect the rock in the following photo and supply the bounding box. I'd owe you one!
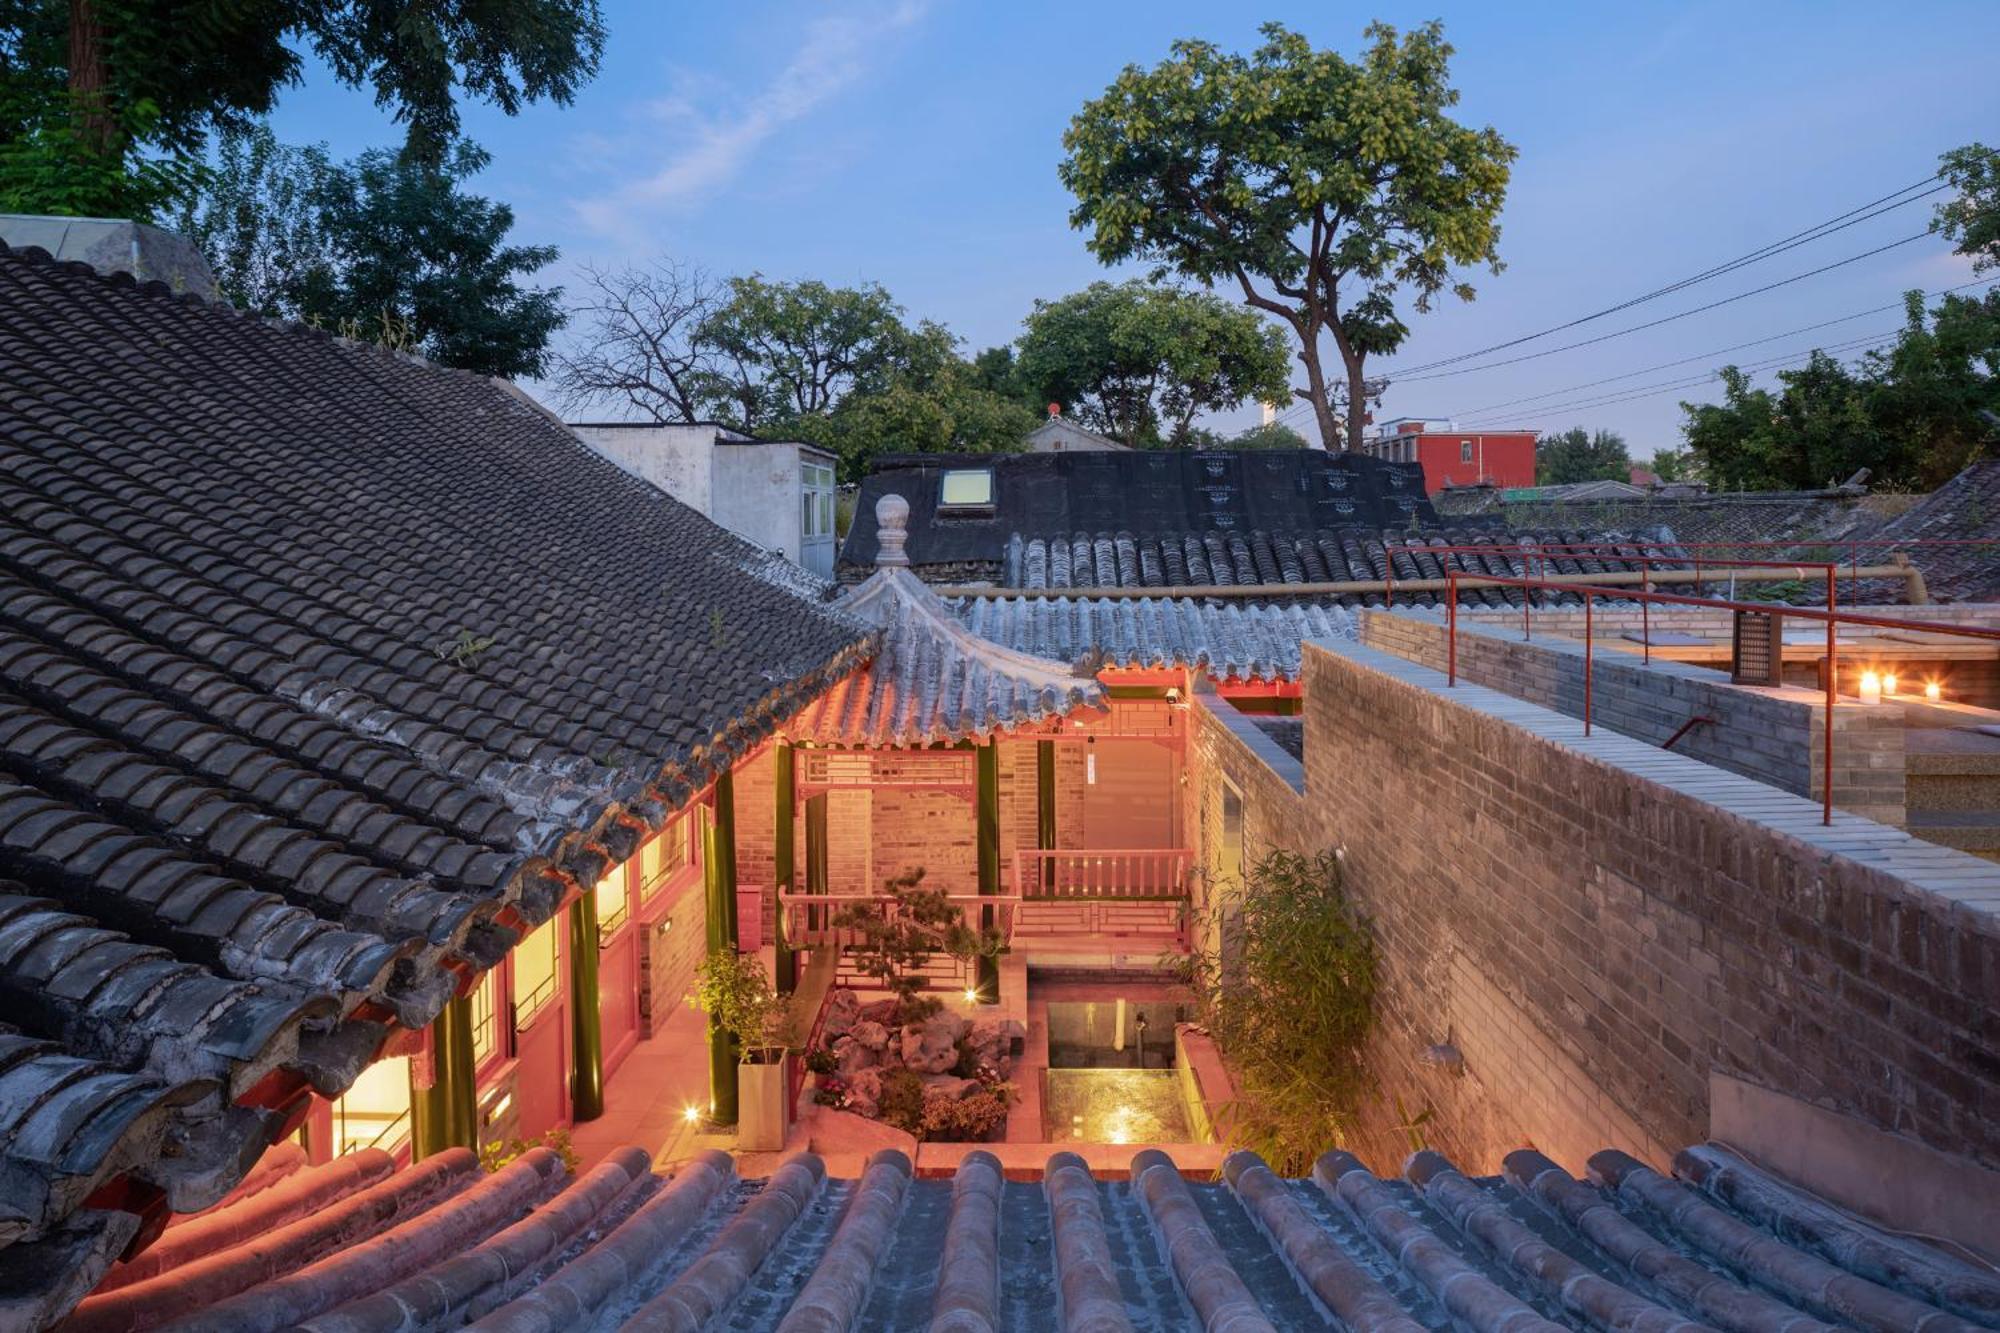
[844,1067,884,1119]
[820,988,862,1040]
[849,1020,890,1052]
[858,999,901,1026]
[833,1035,878,1078]
[919,1074,972,1099]
[901,1012,966,1074]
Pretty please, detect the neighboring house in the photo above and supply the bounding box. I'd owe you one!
[0,213,221,300]
[1022,409,1129,452]
[566,422,840,577]
[1361,415,1537,493]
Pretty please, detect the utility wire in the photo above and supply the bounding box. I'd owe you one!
[1382,174,1947,377]
[1442,274,2000,421]
[1455,331,1898,427]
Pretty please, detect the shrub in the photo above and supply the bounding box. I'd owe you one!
[694,951,793,1062]
[877,1068,928,1136]
[479,1126,577,1174]
[1182,847,1377,1174]
[920,1085,1012,1141]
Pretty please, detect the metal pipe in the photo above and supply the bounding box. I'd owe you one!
[1825,568,1837,827]
[1584,593,1594,737]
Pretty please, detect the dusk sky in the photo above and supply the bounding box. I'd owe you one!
[266,1,2000,460]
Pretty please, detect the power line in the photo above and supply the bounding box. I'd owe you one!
[1442,274,2000,421]
[1455,331,1899,428]
[1383,229,1934,386]
[1382,174,1946,377]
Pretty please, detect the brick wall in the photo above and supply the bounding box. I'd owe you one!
[1360,611,1908,825]
[639,875,706,1037]
[1186,638,2000,1182]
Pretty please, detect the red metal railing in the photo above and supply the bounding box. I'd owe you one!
[1433,556,2000,826]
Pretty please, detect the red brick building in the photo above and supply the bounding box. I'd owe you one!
[1361,417,1537,493]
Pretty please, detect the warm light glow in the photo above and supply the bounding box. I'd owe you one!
[1882,673,1899,696]
[1858,670,1882,704]
[963,988,980,1004]
[682,1104,702,1124]
[1925,680,1943,702]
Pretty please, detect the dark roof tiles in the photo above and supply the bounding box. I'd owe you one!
[64,1138,1997,1333]
[0,241,868,1304]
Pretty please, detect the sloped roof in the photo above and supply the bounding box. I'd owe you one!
[1860,460,2000,601]
[62,1138,2000,1332]
[0,242,869,1309]
[787,497,1100,744]
[953,596,1356,682]
[839,450,1440,578]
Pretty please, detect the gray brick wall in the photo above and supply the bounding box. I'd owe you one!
[1360,610,1907,825]
[1187,637,2000,1177]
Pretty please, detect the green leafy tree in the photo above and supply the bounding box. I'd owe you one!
[1060,20,1515,451]
[1015,280,1288,447]
[0,0,604,216]
[1535,426,1632,485]
[176,127,561,377]
[830,868,1001,1021]
[557,266,1033,479]
[1934,142,1999,272]
[1181,848,1376,1175]
[1233,421,1310,450]
[1647,447,1701,484]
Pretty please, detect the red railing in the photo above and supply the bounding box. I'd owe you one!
[1432,557,2000,826]
[776,891,1021,950]
[1010,848,1193,899]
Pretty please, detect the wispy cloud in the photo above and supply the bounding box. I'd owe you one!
[574,1,929,241]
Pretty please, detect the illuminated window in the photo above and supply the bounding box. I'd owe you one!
[939,468,994,512]
[639,817,692,901]
[596,862,630,937]
[512,918,559,1026]
[469,970,499,1069]
[330,1056,411,1155]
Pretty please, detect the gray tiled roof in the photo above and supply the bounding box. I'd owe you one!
[64,1139,2000,1331]
[787,567,1101,746]
[953,596,1357,682]
[0,243,869,1309]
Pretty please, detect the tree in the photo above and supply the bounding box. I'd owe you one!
[1015,280,1289,447]
[829,868,1000,1021]
[1181,848,1376,1175]
[1648,447,1701,484]
[555,260,731,424]
[1060,21,1515,451]
[556,266,1035,479]
[1233,421,1310,450]
[1934,142,1999,272]
[176,127,562,378]
[0,0,603,216]
[1535,426,1631,485]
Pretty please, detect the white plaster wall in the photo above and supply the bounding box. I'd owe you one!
[713,442,804,562]
[568,423,718,514]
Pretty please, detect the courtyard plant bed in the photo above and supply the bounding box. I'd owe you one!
[807,989,1023,1141]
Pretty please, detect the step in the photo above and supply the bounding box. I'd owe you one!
[1906,809,2000,856]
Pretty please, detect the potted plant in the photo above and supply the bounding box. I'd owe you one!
[694,952,797,1151]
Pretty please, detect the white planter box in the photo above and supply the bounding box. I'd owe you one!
[737,1058,790,1151]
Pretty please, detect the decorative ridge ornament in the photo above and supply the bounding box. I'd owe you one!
[875,492,911,567]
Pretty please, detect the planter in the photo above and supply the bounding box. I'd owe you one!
[737,1055,790,1151]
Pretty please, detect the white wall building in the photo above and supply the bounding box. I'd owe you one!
[566,422,839,577]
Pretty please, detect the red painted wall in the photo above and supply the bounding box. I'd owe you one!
[1412,431,1537,492]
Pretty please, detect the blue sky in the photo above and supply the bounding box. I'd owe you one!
[266,1,2000,458]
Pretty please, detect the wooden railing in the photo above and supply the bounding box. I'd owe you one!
[1011,848,1193,899]
[777,891,1021,951]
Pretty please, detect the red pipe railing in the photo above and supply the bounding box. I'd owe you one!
[1439,558,2000,826]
